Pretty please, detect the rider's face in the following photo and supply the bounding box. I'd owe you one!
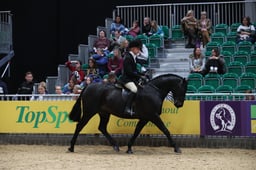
[131,47,140,55]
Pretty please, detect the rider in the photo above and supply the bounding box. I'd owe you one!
[120,39,147,115]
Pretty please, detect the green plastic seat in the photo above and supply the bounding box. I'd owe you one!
[240,72,256,89]
[204,73,222,88]
[233,50,249,64]
[222,72,240,89]
[188,73,203,89]
[221,41,237,55]
[214,23,229,35]
[227,61,244,76]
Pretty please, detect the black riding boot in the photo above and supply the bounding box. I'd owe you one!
[124,92,136,115]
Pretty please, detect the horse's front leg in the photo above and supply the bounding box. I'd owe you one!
[127,119,148,154]
[151,115,181,153]
[68,114,94,152]
[98,113,119,152]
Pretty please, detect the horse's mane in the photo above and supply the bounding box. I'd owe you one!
[149,73,184,84]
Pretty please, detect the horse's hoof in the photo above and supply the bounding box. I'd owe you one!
[174,147,182,154]
[113,145,120,152]
[126,150,133,154]
[68,147,74,152]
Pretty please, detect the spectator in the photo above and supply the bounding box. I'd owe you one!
[202,48,226,76]
[16,71,34,100]
[62,76,78,94]
[107,47,124,77]
[0,78,8,94]
[65,60,85,84]
[110,15,127,37]
[189,47,206,74]
[142,17,151,36]
[72,84,82,100]
[30,82,47,101]
[245,89,255,100]
[181,10,198,48]
[93,30,111,54]
[110,30,127,50]
[136,41,149,68]
[103,72,117,84]
[149,20,164,37]
[55,85,63,95]
[128,20,141,37]
[86,58,101,82]
[119,39,129,57]
[197,11,212,47]
[236,16,256,44]
[80,76,93,89]
[91,48,108,78]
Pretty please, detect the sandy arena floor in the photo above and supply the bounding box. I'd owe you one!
[0,144,255,170]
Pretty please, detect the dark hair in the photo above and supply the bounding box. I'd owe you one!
[212,48,220,56]
[242,16,252,26]
[98,30,106,37]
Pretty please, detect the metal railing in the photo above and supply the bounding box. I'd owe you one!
[0,93,255,101]
[114,1,256,29]
[0,11,12,54]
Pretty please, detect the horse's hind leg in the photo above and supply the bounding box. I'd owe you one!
[151,116,181,153]
[98,113,119,152]
[68,114,94,152]
[127,120,148,154]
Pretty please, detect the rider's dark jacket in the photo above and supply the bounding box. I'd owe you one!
[120,51,143,84]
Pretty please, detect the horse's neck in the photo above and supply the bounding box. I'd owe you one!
[150,78,179,96]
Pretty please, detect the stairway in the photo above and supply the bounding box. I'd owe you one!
[152,40,193,79]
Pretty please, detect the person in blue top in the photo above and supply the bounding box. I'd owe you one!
[110,15,127,37]
[91,48,108,78]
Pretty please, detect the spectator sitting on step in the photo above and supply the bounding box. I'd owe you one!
[189,47,206,74]
[85,58,101,82]
[110,15,127,37]
[128,20,141,37]
[93,30,111,54]
[62,76,78,94]
[91,48,109,78]
[201,48,226,76]
[107,47,123,78]
[149,20,164,37]
[65,60,85,84]
[142,17,151,36]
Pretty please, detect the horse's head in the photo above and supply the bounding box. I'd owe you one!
[173,78,187,108]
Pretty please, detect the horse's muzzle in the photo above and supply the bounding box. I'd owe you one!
[174,100,183,108]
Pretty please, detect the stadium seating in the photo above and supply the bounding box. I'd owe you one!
[188,73,204,89]
[205,41,221,53]
[197,85,215,100]
[222,72,240,89]
[239,72,256,89]
[221,41,237,55]
[214,23,229,35]
[233,50,250,64]
[221,50,233,66]
[204,73,222,88]
[227,61,244,76]
[245,61,256,74]
[171,25,184,41]
[210,32,226,44]
[237,41,253,53]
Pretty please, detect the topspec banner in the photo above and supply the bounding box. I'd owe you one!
[200,101,250,136]
[0,100,200,135]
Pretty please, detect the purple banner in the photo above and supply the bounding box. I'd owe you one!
[200,101,244,136]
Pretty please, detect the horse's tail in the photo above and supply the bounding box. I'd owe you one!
[69,88,85,122]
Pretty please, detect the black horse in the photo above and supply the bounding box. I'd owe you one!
[68,73,188,154]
